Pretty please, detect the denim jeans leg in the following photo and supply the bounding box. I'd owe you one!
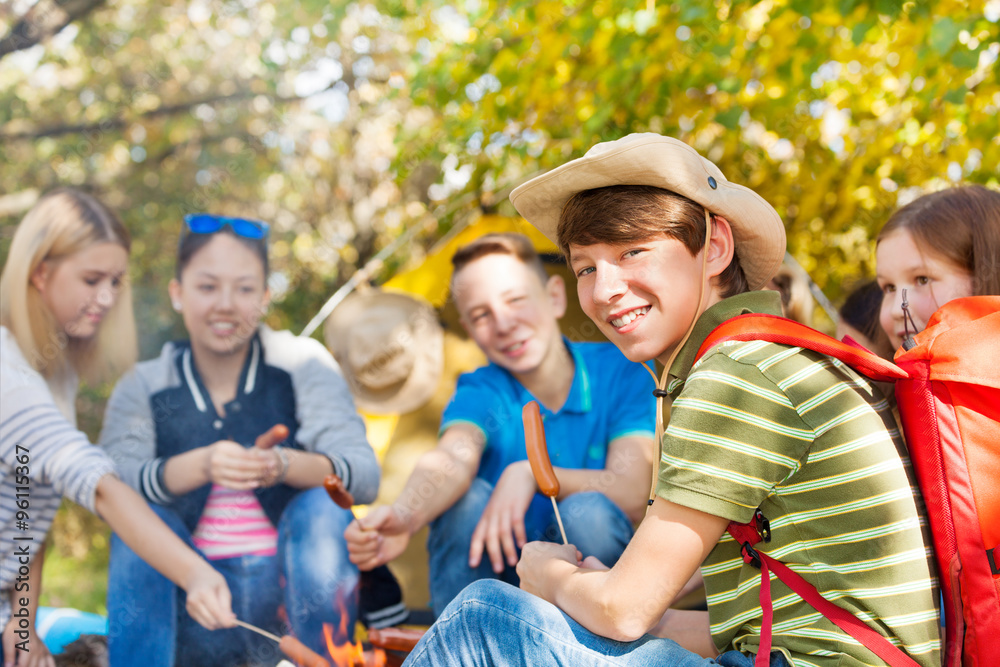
[427,478,517,617]
[279,487,359,651]
[715,650,790,667]
[403,579,721,667]
[559,492,634,567]
[175,554,283,667]
[107,503,187,667]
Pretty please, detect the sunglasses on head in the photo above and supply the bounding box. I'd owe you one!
[182,214,270,240]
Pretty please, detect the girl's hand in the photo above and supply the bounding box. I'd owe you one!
[204,440,275,489]
[181,562,236,630]
[2,616,55,667]
[516,540,581,602]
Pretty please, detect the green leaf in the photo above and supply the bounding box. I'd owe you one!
[951,48,979,70]
[929,17,960,55]
[718,77,741,93]
[852,19,876,45]
[716,107,743,129]
[874,0,904,19]
[944,85,967,104]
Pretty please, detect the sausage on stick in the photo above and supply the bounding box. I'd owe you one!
[521,400,567,544]
[279,635,330,667]
[323,473,354,510]
[367,627,427,652]
[254,424,290,450]
[234,619,329,667]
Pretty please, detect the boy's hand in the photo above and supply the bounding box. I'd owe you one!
[516,541,581,602]
[344,505,411,570]
[3,617,55,667]
[469,461,536,572]
[181,563,236,630]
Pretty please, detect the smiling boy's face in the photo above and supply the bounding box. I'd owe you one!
[569,235,710,366]
[452,252,566,379]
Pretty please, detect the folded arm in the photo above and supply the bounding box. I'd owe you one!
[517,496,726,654]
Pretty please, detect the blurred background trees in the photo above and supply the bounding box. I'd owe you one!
[1,0,997,613]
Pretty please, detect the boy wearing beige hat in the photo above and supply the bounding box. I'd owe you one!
[402,135,940,667]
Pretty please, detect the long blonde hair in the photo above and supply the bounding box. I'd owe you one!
[0,188,137,383]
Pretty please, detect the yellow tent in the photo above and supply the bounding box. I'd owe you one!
[383,214,559,306]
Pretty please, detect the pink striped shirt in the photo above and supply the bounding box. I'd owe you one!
[192,485,278,559]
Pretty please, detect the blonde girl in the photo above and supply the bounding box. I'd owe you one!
[0,189,234,667]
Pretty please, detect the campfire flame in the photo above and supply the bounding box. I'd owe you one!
[322,617,387,667]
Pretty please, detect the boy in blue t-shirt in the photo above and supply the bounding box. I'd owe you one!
[344,233,656,615]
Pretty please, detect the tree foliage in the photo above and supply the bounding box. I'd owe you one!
[393,0,999,299]
[2,0,997,340]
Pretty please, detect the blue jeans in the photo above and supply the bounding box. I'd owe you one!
[107,487,358,667]
[427,478,634,617]
[404,580,789,667]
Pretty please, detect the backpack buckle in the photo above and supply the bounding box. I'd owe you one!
[988,546,1000,576]
[754,508,771,543]
[741,541,762,569]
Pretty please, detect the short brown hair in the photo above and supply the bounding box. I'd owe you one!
[558,185,749,298]
[450,233,549,286]
[877,185,1000,296]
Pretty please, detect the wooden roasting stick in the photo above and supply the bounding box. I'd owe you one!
[521,400,568,545]
[234,619,330,667]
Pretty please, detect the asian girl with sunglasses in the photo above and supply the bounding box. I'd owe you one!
[0,191,235,667]
[100,214,381,666]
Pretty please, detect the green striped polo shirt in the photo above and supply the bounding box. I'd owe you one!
[656,291,941,667]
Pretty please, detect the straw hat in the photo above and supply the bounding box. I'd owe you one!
[509,133,786,291]
[325,289,444,415]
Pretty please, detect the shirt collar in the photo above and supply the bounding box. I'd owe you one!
[510,337,590,416]
[179,332,263,413]
[667,290,783,386]
[559,337,591,414]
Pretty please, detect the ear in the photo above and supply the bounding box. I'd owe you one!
[31,261,51,294]
[261,286,272,314]
[168,279,182,312]
[705,215,736,282]
[545,274,568,319]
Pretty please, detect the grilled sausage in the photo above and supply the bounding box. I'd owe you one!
[323,473,355,510]
[254,424,289,449]
[279,635,330,667]
[522,400,560,497]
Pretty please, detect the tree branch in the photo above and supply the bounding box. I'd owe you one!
[0,0,107,60]
[0,72,379,141]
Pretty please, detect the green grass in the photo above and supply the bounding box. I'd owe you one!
[39,500,110,615]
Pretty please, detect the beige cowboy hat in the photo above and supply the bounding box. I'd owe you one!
[509,133,786,291]
[325,289,444,415]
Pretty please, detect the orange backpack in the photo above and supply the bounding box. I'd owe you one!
[696,296,1000,667]
[892,296,1000,667]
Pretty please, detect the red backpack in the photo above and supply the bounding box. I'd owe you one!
[695,296,1000,667]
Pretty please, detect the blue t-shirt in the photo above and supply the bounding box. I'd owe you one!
[440,339,656,526]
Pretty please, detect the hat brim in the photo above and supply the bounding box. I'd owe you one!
[509,134,786,291]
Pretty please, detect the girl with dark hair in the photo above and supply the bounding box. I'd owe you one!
[877,184,1000,350]
[101,214,380,666]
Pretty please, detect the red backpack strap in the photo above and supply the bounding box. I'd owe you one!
[695,314,907,382]
[728,513,923,667]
